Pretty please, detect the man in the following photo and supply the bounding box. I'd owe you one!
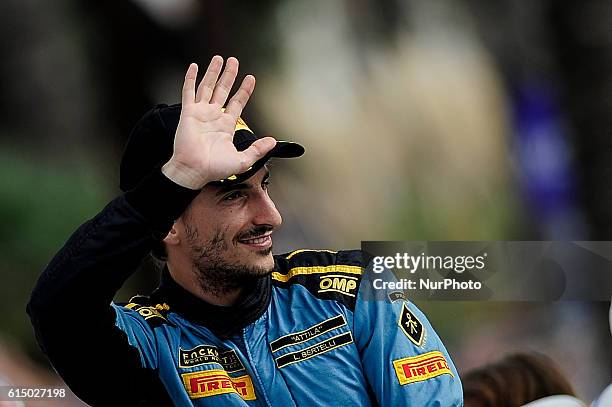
[27,56,463,406]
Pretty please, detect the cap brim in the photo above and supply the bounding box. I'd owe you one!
[269,141,305,158]
[210,140,304,186]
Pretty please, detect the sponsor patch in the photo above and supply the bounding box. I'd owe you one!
[179,345,245,372]
[124,303,172,327]
[181,370,256,401]
[180,345,219,368]
[218,350,245,373]
[398,303,424,347]
[270,314,347,353]
[393,351,454,385]
[318,274,358,297]
[275,331,353,369]
[388,291,407,303]
[125,303,168,320]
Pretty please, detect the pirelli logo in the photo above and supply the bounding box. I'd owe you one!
[179,345,245,372]
[393,351,454,385]
[181,370,256,401]
[274,331,353,369]
[269,314,347,353]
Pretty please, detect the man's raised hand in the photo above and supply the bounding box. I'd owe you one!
[162,56,277,189]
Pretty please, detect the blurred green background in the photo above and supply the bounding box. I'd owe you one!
[1,0,611,404]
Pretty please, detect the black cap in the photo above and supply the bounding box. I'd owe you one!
[119,103,304,192]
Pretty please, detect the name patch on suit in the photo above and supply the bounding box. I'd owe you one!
[269,314,347,352]
[181,370,256,400]
[274,331,353,369]
[179,345,245,372]
[393,351,454,385]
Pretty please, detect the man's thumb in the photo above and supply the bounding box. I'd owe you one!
[239,137,277,170]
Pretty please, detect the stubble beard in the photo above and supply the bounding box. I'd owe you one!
[184,223,274,298]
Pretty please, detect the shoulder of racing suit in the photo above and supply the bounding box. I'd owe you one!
[272,249,372,311]
[117,294,175,328]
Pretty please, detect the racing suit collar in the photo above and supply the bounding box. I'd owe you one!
[153,267,271,338]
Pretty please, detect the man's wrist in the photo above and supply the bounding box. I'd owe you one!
[124,168,201,235]
[161,159,207,190]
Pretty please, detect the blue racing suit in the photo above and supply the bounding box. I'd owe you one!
[27,169,463,406]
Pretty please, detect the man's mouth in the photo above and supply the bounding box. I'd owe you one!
[237,233,273,249]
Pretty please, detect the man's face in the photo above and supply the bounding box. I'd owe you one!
[173,167,282,293]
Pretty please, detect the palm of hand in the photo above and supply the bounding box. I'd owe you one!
[165,56,276,188]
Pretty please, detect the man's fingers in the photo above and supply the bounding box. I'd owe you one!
[238,137,277,170]
[181,63,198,105]
[225,75,256,118]
[210,57,239,106]
[195,56,223,103]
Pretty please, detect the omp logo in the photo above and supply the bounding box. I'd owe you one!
[393,351,454,385]
[318,275,358,297]
[181,370,256,401]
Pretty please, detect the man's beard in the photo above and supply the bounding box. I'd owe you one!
[184,223,274,298]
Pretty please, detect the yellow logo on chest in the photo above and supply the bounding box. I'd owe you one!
[318,275,358,297]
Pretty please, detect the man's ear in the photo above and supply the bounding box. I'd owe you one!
[162,222,180,246]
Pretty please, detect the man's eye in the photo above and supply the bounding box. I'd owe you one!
[224,191,245,201]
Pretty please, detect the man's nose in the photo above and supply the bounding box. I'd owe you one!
[252,193,282,228]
